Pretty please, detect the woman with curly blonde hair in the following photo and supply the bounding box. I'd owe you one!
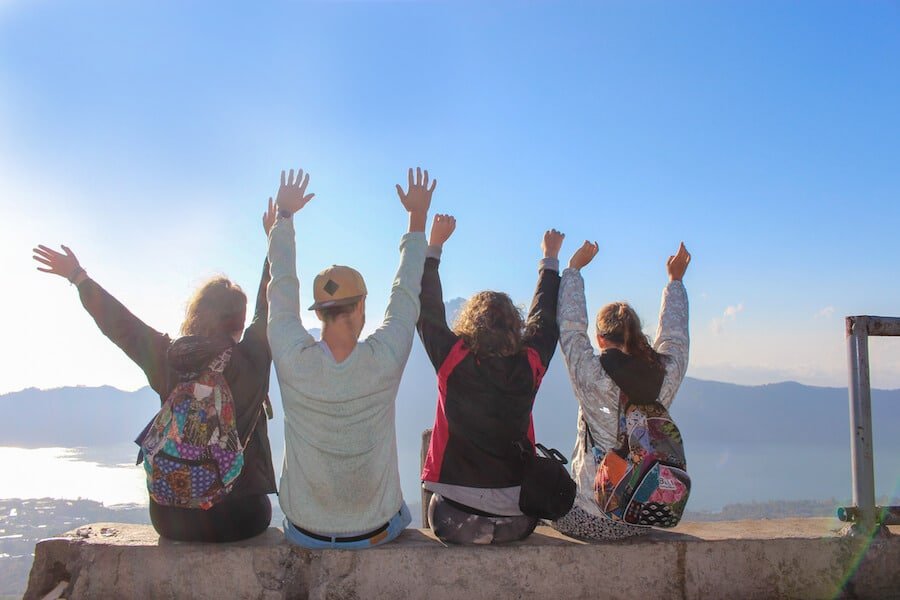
[417,214,563,544]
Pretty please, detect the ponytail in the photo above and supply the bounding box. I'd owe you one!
[597,302,664,373]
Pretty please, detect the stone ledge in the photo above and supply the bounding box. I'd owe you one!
[25,520,900,600]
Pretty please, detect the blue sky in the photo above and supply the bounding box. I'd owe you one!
[2,1,899,394]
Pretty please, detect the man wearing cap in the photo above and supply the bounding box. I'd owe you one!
[266,166,436,549]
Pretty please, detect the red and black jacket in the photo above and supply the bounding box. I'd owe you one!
[418,255,560,488]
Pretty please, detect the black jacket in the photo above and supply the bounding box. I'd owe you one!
[76,260,277,501]
[418,256,560,488]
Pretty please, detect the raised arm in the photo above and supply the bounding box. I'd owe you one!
[417,214,459,369]
[32,244,170,393]
[369,168,433,365]
[522,229,563,367]
[237,199,276,368]
[558,241,616,407]
[654,242,691,406]
[267,168,317,369]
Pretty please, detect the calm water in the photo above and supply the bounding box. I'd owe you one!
[0,445,146,506]
[2,442,898,512]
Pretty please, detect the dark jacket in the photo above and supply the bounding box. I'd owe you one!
[76,260,277,501]
[418,256,560,488]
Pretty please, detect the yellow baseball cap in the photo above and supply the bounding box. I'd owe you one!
[309,265,368,310]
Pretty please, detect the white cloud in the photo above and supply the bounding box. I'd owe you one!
[711,302,744,335]
[816,306,835,319]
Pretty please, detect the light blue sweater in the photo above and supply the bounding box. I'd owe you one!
[267,217,426,534]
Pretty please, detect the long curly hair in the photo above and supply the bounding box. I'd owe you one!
[180,277,247,339]
[596,302,664,372]
[453,291,524,357]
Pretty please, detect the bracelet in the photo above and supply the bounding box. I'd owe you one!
[68,267,86,285]
[278,209,293,219]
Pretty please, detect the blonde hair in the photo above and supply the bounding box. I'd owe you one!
[596,301,663,370]
[453,291,524,357]
[180,277,247,339]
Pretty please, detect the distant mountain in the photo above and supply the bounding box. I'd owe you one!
[3,299,899,510]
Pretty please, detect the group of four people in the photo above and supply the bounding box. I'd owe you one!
[32,166,691,548]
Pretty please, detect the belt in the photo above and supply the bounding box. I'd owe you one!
[290,517,391,543]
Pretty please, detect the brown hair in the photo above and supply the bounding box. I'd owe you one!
[180,277,247,339]
[596,302,663,371]
[317,299,361,323]
[453,291,524,357]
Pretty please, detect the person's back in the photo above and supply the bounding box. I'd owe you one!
[267,167,436,548]
[417,216,564,544]
[32,225,278,543]
[551,240,692,541]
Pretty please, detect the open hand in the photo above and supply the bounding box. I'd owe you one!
[429,214,456,247]
[396,167,436,215]
[569,241,599,270]
[667,242,691,281]
[33,244,84,282]
[542,229,565,259]
[263,197,277,235]
[275,168,315,215]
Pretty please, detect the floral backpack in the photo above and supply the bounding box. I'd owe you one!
[586,395,690,528]
[135,348,257,509]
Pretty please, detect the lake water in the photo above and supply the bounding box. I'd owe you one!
[2,442,898,512]
[0,445,146,506]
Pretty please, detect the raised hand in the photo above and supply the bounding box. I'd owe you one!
[275,168,315,215]
[396,167,436,215]
[429,214,456,247]
[33,244,86,283]
[542,229,565,259]
[568,241,599,270]
[667,242,691,281]
[263,197,277,235]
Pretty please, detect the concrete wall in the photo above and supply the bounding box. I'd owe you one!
[25,520,899,600]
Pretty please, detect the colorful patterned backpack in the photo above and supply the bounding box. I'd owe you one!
[136,348,253,509]
[586,397,690,528]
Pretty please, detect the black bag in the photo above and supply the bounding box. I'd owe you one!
[516,441,577,520]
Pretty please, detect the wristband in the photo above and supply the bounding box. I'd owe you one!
[68,267,86,285]
[278,209,293,219]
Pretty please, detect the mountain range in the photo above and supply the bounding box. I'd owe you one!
[3,298,899,510]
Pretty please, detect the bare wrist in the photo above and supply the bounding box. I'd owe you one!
[408,211,427,233]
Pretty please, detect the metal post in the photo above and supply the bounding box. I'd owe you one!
[421,428,433,529]
[846,316,877,533]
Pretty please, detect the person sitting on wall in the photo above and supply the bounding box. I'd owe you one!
[551,240,691,540]
[267,167,435,549]
[31,206,280,543]
[418,214,563,544]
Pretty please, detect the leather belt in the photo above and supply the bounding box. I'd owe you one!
[290,518,391,543]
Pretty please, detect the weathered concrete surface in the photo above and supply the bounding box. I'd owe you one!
[25,519,900,600]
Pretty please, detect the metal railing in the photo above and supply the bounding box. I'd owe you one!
[838,315,900,534]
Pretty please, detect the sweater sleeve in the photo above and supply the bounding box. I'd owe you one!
[416,256,459,370]
[557,268,614,405]
[267,217,317,372]
[368,232,427,368]
[522,259,561,368]
[653,280,690,408]
[76,278,171,395]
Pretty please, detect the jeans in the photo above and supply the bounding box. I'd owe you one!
[283,502,411,549]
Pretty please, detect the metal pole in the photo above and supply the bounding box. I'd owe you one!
[846,316,876,532]
[421,428,433,529]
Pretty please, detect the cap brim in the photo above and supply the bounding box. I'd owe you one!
[308,295,365,311]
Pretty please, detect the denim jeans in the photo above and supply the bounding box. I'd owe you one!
[283,502,411,549]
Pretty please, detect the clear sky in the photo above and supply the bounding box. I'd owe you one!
[2,0,899,394]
